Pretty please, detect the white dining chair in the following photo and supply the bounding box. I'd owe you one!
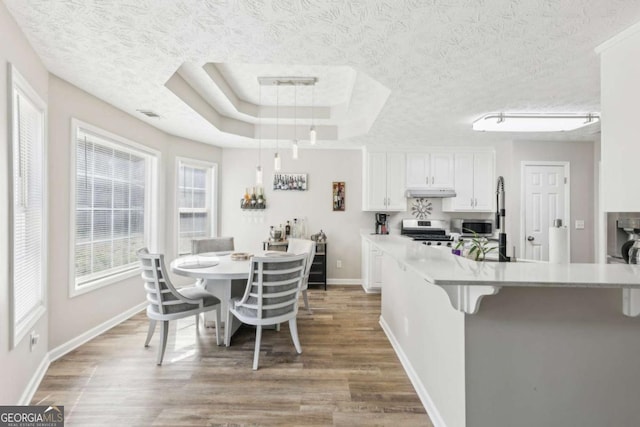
[227,254,307,370]
[137,248,222,365]
[286,238,316,314]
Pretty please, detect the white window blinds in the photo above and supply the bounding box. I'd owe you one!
[10,66,47,347]
[74,128,149,287]
[178,161,214,254]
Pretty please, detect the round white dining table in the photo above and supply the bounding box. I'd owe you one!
[170,251,289,345]
[170,252,252,346]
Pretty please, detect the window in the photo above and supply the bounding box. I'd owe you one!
[9,65,47,347]
[177,159,216,255]
[71,120,158,295]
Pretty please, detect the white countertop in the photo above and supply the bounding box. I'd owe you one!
[364,233,640,289]
[364,233,640,316]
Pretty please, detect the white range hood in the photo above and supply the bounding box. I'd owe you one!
[405,188,457,198]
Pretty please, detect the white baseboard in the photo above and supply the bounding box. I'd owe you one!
[49,302,146,363]
[20,302,145,405]
[326,278,361,285]
[379,316,447,427]
[18,353,51,405]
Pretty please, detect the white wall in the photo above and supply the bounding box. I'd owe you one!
[220,148,371,281]
[0,0,223,401]
[0,2,50,404]
[47,75,222,349]
[598,22,640,212]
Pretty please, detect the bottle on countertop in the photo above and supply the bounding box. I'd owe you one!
[292,218,298,238]
[285,221,291,238]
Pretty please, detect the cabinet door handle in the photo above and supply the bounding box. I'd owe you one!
[426,177,429,185]
[470,198,473,207]
[474,198,478,207]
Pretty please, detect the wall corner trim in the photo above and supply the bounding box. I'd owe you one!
[18,354,50,405]
[595,20,640,54]
[19,302,146,405]
[49,302,146,362]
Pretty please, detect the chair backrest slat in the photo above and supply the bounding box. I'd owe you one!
[235,254,306,320]
[137,248,194,315]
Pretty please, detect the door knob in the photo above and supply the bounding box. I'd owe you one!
[527,236,535,242]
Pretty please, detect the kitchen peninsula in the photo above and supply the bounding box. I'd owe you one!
[364,234,640,427]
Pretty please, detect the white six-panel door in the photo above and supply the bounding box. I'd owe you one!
[522,163,569,261]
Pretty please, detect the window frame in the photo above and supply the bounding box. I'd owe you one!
[69,118,160,297]
[175,157,218,256]
[8,64,48,348]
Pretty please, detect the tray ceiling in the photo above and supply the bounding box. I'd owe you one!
[5,0,640,149]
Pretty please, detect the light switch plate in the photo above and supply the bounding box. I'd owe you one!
[575,220,585,229]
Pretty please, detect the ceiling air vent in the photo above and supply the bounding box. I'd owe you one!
[137,109,160,118]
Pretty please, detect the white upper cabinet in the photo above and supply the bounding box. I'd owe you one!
[363,151,406,211]
[406,152,454,189]
[443,151,495,212]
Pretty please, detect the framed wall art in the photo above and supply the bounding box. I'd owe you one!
[333,181,345,211]
[273,173,307,191]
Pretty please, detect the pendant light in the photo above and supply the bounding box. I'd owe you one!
[274,83,281,171]
[256,84,263,185]
[309,83,316,145]
[292,84,299,159]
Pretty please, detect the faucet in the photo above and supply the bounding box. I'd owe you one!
[496,176,510,262]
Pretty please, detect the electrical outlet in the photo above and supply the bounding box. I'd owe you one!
[575,220,585,230]
[337,259,342,268]
[29,330,39,352]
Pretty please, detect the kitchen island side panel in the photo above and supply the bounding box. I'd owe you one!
[381,254,466,427]
[464,286,640,427]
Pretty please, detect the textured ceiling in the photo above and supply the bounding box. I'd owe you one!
[5,0,640,149]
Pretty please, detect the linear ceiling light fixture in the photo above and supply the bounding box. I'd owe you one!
[258,76,318,148]
[472,112,600,132]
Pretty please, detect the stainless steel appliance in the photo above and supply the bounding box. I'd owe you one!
[375,213,389,235]
[451,219,493,237]
[401,219,453,247]
[609,218,640,263]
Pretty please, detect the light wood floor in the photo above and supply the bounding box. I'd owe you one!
[32,285,432,426]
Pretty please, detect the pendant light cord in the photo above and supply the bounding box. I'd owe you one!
[258,84,262,166]
[276,83,279,154]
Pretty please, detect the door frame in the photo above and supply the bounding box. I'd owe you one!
[520,161,571,261]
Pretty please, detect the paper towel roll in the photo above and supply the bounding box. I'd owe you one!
[549,227,569,264]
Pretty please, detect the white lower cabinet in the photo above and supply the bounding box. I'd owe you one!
[361,237,383,293]
[443,151,495,212]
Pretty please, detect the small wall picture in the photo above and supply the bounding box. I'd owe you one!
[273,173,307,191]
[333,181,345,211]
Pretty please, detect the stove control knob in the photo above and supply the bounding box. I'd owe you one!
[436,242,442,246]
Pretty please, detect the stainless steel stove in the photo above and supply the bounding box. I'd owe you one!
[401,219,454,247]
